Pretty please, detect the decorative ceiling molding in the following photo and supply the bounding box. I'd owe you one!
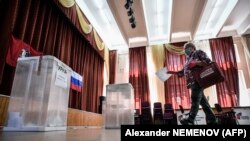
[76,0,249,50]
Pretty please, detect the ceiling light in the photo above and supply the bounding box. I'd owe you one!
[131,21,136,28]
[125,0,136,29]
[129,16,135,23]
[128,0,133,4]
[127,8,134,16]
[124,0,133,9]
[124,3,130,9]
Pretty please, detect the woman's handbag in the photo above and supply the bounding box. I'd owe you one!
[192,62,225,89]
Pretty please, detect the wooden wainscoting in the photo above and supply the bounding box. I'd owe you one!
[0,95,10,127]
[1,95,104,127]
[67,108,104,126]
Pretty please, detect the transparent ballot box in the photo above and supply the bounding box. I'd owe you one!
[4,55,72,131]
[105,83,134,128]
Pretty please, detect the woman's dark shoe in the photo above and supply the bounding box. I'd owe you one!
[207,119,218,125]
[180,118,194,125]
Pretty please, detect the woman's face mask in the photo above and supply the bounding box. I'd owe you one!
[185,48,192,56]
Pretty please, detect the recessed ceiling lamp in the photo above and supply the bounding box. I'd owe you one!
[142,0,172,45]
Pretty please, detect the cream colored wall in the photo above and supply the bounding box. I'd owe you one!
[115,51,129,83]
[233,37,250,106]
[233,37,250,88]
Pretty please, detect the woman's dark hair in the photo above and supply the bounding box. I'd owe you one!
[184,42,196,50]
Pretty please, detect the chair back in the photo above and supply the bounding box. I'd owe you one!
[153,102,163,124]
[141,101,153,124]
[215,103,223,113]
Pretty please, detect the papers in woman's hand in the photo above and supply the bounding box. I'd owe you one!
[155,67,172,82]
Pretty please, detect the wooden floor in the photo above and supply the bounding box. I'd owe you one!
[0,127,120,141]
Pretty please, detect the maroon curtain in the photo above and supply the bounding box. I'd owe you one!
[209,36,239,107]
[129,47,150,110]
[0,0,104,113]
[109,50,117,84]
[53,0,105,59]
[164,43,191,109]
[0,0,16,84]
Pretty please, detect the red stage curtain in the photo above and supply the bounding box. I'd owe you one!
[0,0,104,113]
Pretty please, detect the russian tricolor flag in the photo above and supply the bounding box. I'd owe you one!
[70,71,83,92]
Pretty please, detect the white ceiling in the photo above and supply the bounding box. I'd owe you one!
[76,0,250,50]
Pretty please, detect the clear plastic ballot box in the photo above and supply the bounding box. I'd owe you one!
[105,83,134,128]
[4,55,72,131]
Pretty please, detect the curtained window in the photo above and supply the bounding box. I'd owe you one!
[164,43,191,109]
[209,36,239,107]
[129,47,150,110]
